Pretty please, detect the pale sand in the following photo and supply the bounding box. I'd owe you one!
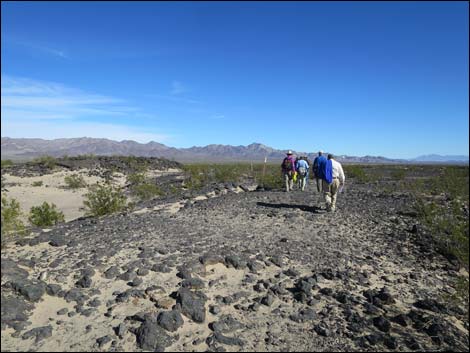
[3,170,126,223]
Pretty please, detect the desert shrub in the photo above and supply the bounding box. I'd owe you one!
[344,164,382,183]
[127,173,163,200]
[32,155,57,169]
[411,166,469,306]
[1,160,13,169]
[1,196,25,242]
[391,168,406,181]
[32,181,43,187]
[28,202,65,227]
[83,183,127,217]
[182,164,211,190]
[414,198,469,267]
[64,174,87,189]
[132,183,164,200]
[127,173,146,185]
[429,166,469,199]
[344,165,368,183]
[256,172,284,190]
[121,156,149,172]
[182,163,252,189]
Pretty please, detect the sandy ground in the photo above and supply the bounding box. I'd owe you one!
[2,168,182,223]
[2,169,126,223]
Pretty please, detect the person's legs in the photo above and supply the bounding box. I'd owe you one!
[284,172,290,192]
[322,180,331,210]
[330,179,340,211]
[300,176,306,191]
[316,177,322,192]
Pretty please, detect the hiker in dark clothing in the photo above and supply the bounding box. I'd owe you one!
[281,150,296,192]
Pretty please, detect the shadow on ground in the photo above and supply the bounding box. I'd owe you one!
[257,202,322,213]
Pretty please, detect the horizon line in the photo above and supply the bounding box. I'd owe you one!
[1,136,468,161]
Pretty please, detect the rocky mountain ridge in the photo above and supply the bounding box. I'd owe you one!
[4,137,459,164]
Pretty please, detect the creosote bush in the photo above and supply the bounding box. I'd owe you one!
[64,174,87,189]
[127,173,163,200]
[32,181,43,187]
[32,155,57,169]
[28,202,65,227]
[83,183,128,217]
[132,183,164,200]
[182,163,284,190]
[1,196,25,243]
[1,159,13,169]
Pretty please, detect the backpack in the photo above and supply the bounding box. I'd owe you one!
[283,157,293,171]
[298,166,307,176]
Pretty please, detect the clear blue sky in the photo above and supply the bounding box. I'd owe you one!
[1,1,468,159]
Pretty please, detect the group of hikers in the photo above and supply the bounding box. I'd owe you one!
[281,150,345,212]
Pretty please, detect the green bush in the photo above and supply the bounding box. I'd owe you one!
[28,202,65,227]
[410,166,469,307]
[32,155,57,169]
[343,165,368,183]
[391,168,406,181]
[344,164,383,183]
[1,196,25,242]
[83,183,128,217]
[1,160,13,169]
[32,181,43,187]
[256,172,284,190]
[414,198,469,267]
[131,183,164,200]
[127,173,146,185]
[64,174,87,189]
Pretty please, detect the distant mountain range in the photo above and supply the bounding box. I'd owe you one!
[411,154,469,163]
[1,137,468,164]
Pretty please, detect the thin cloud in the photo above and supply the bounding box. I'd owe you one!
[2,75,134,120]
[7,37,68,59]
[150,94,202,105]
[2,119,172,144]
[1,75,171,143]
[170,80,186,95]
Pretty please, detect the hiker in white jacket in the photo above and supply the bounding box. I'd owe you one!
[326,154,345,212]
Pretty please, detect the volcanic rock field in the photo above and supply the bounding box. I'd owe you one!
[1,163,469,352]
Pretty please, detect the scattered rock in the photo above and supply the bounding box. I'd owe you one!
[177,288,207,323]
[96,335,112,348]
[135,316,173,351]
[207,332,245,347]
[210,315,243,333]
[75,275,92,288]
[181,278,205,290]
[11,280,46,302]
[21,326,52,343]
[157,310,184,332]
[57,308,68,315]
[114,323,127,339]
[373,316,391,333]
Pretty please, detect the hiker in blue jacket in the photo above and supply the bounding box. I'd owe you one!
[313,151,327,192]
[318,154,333,211]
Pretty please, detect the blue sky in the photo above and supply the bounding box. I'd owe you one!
[1,1,468,159]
